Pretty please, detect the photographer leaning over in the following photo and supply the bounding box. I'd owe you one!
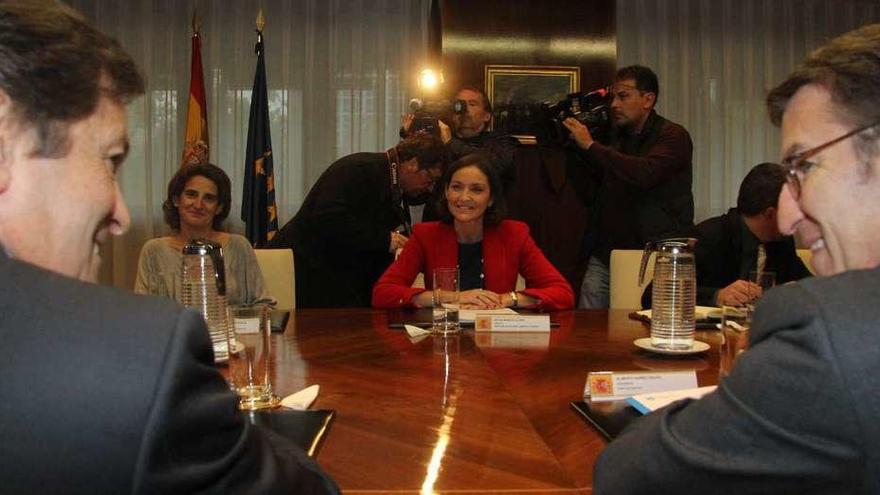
[403,86,519,200]
[563,65,694,309]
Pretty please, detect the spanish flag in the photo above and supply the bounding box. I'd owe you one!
[241,15,279,247]
[181,13,208,167]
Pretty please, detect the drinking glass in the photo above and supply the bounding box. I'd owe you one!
[432,268,460,335]
[719,305,751,378]
[227,303,280,410]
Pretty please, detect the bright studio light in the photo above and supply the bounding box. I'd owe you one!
[418,69,443,92]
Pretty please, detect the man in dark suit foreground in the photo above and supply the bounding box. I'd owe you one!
[0,1,338,493]
[596,24,880,494]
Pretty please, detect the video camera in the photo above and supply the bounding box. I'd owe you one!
[539,87,612,144]
[405,98,467,136]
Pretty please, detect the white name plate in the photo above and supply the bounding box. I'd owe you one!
[584,370,698,402]
[233,317,261,334]
[474,314,551,332]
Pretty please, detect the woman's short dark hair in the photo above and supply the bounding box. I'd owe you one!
[162,163,232,232]
[436,153,507,226]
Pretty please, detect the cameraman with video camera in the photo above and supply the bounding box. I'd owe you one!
[564,65,694,309]
[403,86,519,203]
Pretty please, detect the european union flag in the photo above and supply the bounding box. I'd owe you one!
[241,29,278,247]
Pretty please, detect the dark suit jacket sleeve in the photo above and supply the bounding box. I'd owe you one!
[310,163,391,255]
[134,310,339,495]
[594,283,863,495]
[583,123,692,190]
[371,225,430,308]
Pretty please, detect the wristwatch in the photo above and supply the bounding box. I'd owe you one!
[509,291,518,308]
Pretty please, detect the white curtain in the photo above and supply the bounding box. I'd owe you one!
[617,0,880,223]
[67,0,431,289]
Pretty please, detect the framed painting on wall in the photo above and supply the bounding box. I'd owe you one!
[484,65,580,144]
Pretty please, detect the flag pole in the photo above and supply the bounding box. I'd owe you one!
[241,7,279,247]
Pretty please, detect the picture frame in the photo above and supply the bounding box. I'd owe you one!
[484,65,580,144]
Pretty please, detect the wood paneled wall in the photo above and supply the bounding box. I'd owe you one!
[438,0,617,95]
[435,1,617,298]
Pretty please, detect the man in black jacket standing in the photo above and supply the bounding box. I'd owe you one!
[271,132,446,308]
[564,65,694,308]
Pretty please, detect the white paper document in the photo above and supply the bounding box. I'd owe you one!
[636,306,721,321]
[458,307,517,322]
[626,385,717,414]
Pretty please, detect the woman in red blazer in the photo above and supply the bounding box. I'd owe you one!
[372,153,574,310]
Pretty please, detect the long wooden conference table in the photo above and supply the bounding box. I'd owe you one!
[269,309,723,493]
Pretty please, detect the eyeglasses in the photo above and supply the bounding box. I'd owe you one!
[780,120,880,199]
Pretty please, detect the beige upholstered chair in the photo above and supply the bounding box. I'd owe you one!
[254,248,295,310]
[796,248,814,275]
[609,249,654,309]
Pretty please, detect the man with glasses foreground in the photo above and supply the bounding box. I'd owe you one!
[595,24,880,494]
[271,132,446,307]
[0,1,338,493]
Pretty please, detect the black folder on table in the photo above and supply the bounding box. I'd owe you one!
[248,409,336,457]
[570,400,642,440]
[269,310,290,333]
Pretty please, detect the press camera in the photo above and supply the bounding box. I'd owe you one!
[539,87,612,144]
[405,98,467,136]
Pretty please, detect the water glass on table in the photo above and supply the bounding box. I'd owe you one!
[432,267,460,335]
[227,303,280,410]
[719,305,752,378]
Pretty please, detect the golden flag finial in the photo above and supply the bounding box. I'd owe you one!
[256,8,265,33]
[191,10,200,34]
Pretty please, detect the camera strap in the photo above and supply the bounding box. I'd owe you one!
[386,147,412,236]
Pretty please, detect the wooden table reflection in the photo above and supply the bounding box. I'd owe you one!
[270,309,722,493]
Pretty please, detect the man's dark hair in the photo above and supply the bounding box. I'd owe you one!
[436,153,506,226]
[457,85,492,113]
[737,162,786,216]
[162,163,232,232]
[615,65,660,105]
[0,0,145,158]
[767,24,880,162]
[395,130,448,171]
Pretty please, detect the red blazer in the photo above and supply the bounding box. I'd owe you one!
[372,220,574,310]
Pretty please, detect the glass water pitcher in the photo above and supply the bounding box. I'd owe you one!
[179,239,230,362]
[639,238,698,350]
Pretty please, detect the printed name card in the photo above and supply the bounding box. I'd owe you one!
[584,370,698,402]
[474,314,551,332]
[233,317,261,334]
